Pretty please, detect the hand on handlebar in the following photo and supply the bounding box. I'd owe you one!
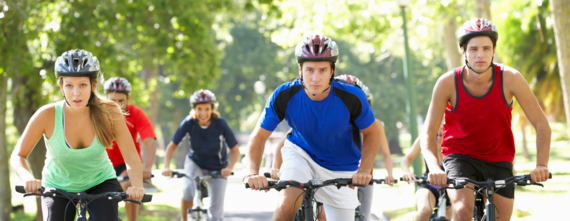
[125,186,145,202]
[143,169,153,180]
[428,169,448,187]
[401,171,417,184]
[245,174,269,192]
[531,165,550,183]
[24,179,43,195]
[161,168,173,177]
[351,171,372,189]
[221,168,233,177]
[270,168,280,180]
[384,174,395,185]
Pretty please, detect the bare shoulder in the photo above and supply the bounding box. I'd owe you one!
[432,69,456,95]
[28,103,57,134]
[436,70,456,86]
[501,65,528,86]
[34,103,57,122]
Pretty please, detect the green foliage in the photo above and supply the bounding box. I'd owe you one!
[494,0,562,121]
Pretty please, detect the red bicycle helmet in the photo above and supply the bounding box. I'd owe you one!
[295,35,339,63]
[104,77,132,95]
[458,18,499,49]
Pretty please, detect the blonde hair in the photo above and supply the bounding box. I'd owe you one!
[189,103,220,122]
[59,77,122,148]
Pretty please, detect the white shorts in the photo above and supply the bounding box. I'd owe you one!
[278,139,359,210]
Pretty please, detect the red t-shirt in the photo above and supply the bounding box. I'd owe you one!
[106,104,157,167]
[441,64,515,163]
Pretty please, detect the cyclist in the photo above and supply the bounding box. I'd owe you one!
[161,89,240,221]
[10,49,145,221]
[104,77,157,221]
[401,126,452,221]
[269,74,394,221]
[245,34,381,221]
[422,18,551,221]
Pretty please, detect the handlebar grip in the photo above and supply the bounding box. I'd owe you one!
[264,172,271,178]
[15,185,26,193]
[231,172,234,175]
[141,194,153,203]
[549,173,552,179]
[245,181,278,189]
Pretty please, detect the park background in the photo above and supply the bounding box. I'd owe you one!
[1,0,569,220]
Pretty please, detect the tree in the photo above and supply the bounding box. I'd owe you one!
[550,0,570,138]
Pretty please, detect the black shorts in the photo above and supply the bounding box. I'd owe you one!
[417,184,451,207]
[42,179,120,221]
[443,154,515,199]
[114,164,127,177]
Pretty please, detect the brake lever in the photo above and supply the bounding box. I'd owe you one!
[23,193,42,197]
[123,199,142,205]
[530,182,544,187]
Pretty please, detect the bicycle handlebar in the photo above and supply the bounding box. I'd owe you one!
[15,185,152,205]
[244,177,396,190]
[399,173,552,188]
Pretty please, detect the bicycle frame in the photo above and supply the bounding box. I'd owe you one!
[188,175,210,221]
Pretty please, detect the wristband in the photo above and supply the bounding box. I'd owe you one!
[537,164,548,168]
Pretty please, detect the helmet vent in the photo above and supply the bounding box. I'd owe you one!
[73,58,80,69]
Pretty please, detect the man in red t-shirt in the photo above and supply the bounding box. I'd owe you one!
[104,77,157,221]
[421,18,550,221]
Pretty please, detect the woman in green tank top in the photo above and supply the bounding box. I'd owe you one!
[10,49,145,221]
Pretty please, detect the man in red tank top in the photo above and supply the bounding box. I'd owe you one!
[421,18,551,221]
[104,77,157,221]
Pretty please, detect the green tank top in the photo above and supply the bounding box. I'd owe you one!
[42,101,116,192]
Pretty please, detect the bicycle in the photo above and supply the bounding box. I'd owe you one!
[171,170,233,221]
[15,185,152,221]
[403,173,552,221]
[245,175,379,221]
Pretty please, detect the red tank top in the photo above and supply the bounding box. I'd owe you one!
[441,64,515,163]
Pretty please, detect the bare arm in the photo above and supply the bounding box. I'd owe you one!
[112,106,144,193]
[161,141,178,176]
[353,121,380,187]
[10,105,51,193]
[375,119,394,184]
[141,137,157,179]
[244,125,272,190]
[401,137,422,182]
[508,70,551,182]
[221,144,240,177]
[422,73,454,186]
[270,128,292,180]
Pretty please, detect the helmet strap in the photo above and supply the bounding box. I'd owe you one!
[464,55,494,74]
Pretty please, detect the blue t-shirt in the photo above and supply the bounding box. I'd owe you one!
[258,78,375,171]
[171,117,238,171]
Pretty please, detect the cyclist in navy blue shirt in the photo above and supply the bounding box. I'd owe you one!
[244,35,381,221]
[162,89,240,221]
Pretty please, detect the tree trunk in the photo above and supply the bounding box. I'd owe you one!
[550,0,570,139]
[0,73,11,221]
[476,0,491,20]
[443,17,462,70]
[12,75,46,221]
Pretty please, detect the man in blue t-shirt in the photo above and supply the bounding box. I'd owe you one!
[244,35,381,221]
